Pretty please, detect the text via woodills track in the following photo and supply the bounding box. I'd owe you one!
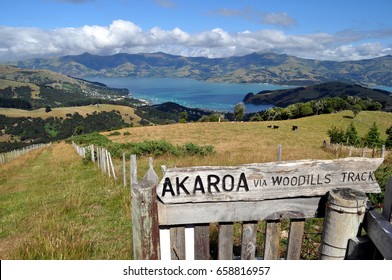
[156,158,383,204]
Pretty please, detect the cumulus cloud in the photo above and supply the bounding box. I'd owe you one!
[0,19,391,62]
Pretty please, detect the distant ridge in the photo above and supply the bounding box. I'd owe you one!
[15,52,392,87]
[243,81,392,111]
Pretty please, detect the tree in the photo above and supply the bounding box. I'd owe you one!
[73,125,84,136]
[385,125,392,149]
[351,104,362,118]
[345,122,360,146]
[299,103,314,117]
[363,122,383,148]
[327,126,345,144]
[179,111,188,123]
[233,102,246,121]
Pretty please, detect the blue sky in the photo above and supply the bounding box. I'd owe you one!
[0,0,391,62]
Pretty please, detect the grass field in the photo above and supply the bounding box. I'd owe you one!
[105,110,392,169]
[0,110,391,259]
[0,143,132,259]
[0,104,141,126]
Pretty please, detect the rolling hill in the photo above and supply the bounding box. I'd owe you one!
[0,65,139,109]
[15,52,392,87]
[243,81,392,111]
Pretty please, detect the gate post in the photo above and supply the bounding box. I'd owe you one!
[320,188,367,260]
[131,156,160,260]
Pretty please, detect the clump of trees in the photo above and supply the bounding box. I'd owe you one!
[327,122,390,149]
[0,110,128,152]
[248,96,382,121]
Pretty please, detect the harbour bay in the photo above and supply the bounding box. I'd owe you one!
[89,77,292,112]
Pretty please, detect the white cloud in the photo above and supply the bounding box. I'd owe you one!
[0,19,391,62]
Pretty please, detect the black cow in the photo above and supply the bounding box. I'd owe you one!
[292,125,299,131]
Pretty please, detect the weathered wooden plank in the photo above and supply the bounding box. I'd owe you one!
[157,158,383,204]
[218,222,233,260]
[286,219,305,260]
[346,236,374,260]
[131,157,160,260]
[194,224,210,260]
[131,180,160,260]
[363,209,392,260]
[170,226,185,260]
[241,221,257,260]
[158,196,322,225]
[264,220,281,260]
[382,177,392,222]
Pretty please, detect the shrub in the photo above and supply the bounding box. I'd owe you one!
[327,126,345,144]
[67,132,111,146]
[345,123,360,146]
[108,131,121,136]
[363,122,384,148]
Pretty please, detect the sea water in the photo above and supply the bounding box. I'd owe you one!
[88,77,292,113]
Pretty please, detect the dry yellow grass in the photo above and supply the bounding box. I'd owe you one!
[105,110,392,170]
[0,104,141,125]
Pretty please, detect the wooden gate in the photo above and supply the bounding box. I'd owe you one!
[131,154,392,260]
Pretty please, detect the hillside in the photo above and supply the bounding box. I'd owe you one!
[104,111,392,166]
[1,111,391,260]
[244,82,392,111]
[0,104,141,125]
[0,65,139,109]
[15,52,392,86]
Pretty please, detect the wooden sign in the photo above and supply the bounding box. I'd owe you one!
[157,157,383,204]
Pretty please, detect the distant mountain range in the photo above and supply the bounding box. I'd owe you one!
[15,52,392,87]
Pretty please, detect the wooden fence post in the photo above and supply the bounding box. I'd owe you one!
[131,156,160,260]
[319,188,367,260]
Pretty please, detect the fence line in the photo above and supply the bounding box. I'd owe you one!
[0,143,51,165]
[71,142,117,180]
[323,142,387,158]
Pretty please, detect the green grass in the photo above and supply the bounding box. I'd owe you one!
[0,143,132,259]
[1,110,391,259]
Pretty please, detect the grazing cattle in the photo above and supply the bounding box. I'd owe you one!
[292,125,299,131]
[267,125,272,128]
[273,125,279,129]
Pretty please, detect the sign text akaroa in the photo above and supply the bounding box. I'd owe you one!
[157,158,383,204]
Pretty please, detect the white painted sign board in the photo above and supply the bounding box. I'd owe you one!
[157,157,383,204]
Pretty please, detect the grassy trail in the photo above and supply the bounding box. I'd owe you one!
[0,143,132,259]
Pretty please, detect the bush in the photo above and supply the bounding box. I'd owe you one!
[345,123,360,146]
[327,126,345,144]
[67,132,111,146]
[385,125,392,149]
[363,122,384,148]
[108,131,121,136]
